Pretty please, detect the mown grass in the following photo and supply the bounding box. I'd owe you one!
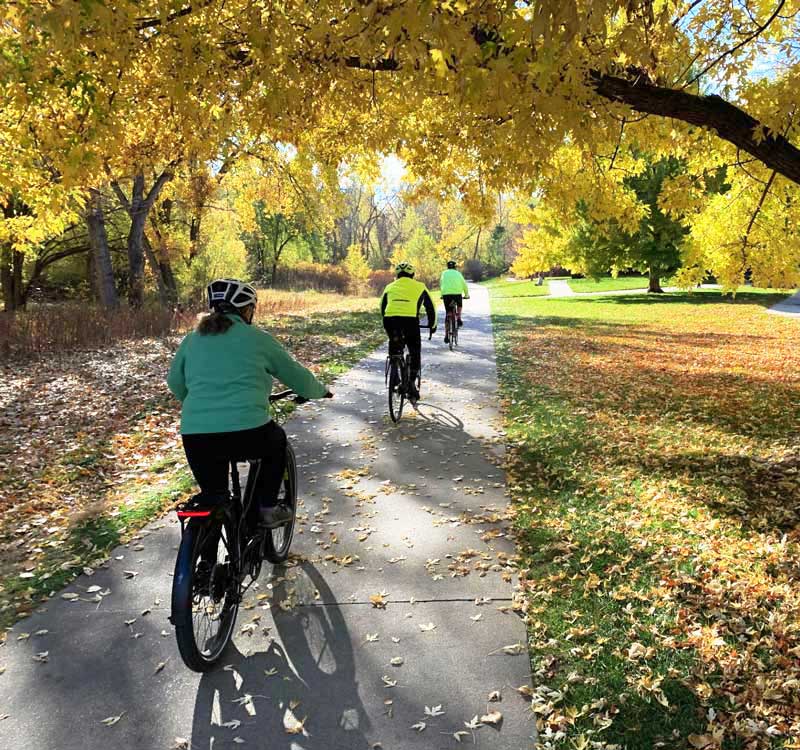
[489,288,800,749]
[566,276,655,292]
[481,276,551,297]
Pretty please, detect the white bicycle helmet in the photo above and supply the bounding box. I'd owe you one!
[206,278,258,310]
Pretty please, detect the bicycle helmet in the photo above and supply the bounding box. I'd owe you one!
[395,261,415,276]
[446,260,457,269]
[206,278,258,310]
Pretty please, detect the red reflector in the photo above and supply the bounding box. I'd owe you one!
[177,510,212,518]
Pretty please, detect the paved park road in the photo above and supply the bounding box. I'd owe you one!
[0,284,535,750]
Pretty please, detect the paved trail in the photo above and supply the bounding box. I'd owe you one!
[768,289,800,317]
[0,284,534,750]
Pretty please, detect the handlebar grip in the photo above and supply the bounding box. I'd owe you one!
[294,395,309,405]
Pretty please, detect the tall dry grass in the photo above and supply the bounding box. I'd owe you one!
[1,290,378,359]
[0,304,186,359]
[272,262,350,294]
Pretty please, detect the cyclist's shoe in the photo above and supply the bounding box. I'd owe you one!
[408,384,420,404]
[457,319,463,327]
[444,333,450,343]
[259,503,293,528]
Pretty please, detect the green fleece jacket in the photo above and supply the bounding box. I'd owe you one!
[167,315,327,434]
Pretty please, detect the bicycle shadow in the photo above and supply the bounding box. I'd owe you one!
[189,562,371,749]
[411,401,464,431]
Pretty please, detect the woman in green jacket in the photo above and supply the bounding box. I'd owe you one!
[167,279,331,525]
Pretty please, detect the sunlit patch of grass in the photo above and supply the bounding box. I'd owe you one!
[1,467,194,628]
[566,276,655,292]
[480,276,551,297]
[489,289,800,748]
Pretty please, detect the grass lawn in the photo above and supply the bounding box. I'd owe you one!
[567,276,655,292]
[481,276,551,298]
[0,293,384,628]
[488,288,800,749]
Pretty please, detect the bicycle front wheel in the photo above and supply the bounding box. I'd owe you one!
[388,359,405,422]
[172,513,239,672]
[263,444,298,563]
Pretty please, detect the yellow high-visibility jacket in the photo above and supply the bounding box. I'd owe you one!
[380,276,436,327]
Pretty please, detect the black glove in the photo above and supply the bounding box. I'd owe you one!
[324,391,334,399]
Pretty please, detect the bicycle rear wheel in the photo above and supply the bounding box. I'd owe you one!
[172,513,239,672]
[447,313,456,350]
[388,358,405,422]
[263,444,297,563]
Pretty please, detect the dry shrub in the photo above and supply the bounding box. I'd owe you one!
[368,270,394,295]
[0,304,181,359]
[273,262,350,294]
[464,259,485,282]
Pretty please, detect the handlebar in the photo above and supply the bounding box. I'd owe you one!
[419,323,436,340]
[269,389,333,405]
[270,389,304,404]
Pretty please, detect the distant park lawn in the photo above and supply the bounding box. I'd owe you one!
[480,276,550,297]
[567,275,655,292]
[488,288,800,749]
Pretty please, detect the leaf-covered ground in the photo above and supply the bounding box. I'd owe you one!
[0,294,384,628]
[489,289,800,750]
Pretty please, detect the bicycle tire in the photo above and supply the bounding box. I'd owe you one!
[263,444,298,563]
[388,358,404,422]
[172,514,239,672]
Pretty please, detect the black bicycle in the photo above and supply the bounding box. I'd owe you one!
[170,389,301,672]
[444,299,459,351]
[385,325,432,422]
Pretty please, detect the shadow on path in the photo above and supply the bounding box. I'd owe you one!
[191,563,372,750]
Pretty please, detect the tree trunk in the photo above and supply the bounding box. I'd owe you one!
[473,226,482,259]
[160,261,178,304]
[1,243,25,311]
[188,215,201,265]
[143,233,169,306]
[85,245,96,302]
[86,189,120,308]
[148,214,179,305]
[127,174,147,307]
[648,269,664,293]
[110,169,174,306]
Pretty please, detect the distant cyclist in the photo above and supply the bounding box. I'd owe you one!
[440,260,469,343]
[380,262,437,403]
[167,279,332,526]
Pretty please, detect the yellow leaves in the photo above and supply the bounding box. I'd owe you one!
[369,591,388,608]
[429,49,449,77]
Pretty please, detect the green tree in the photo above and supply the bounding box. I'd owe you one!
[568,157,688,293]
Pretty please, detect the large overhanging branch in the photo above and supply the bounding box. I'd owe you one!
[591,72,800,185]
[344,52,800,185]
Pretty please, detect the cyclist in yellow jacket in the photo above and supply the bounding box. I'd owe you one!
[380,262,437,403]
[440,260,470,343]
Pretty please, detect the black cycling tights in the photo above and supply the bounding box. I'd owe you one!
[182,421,287,508]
